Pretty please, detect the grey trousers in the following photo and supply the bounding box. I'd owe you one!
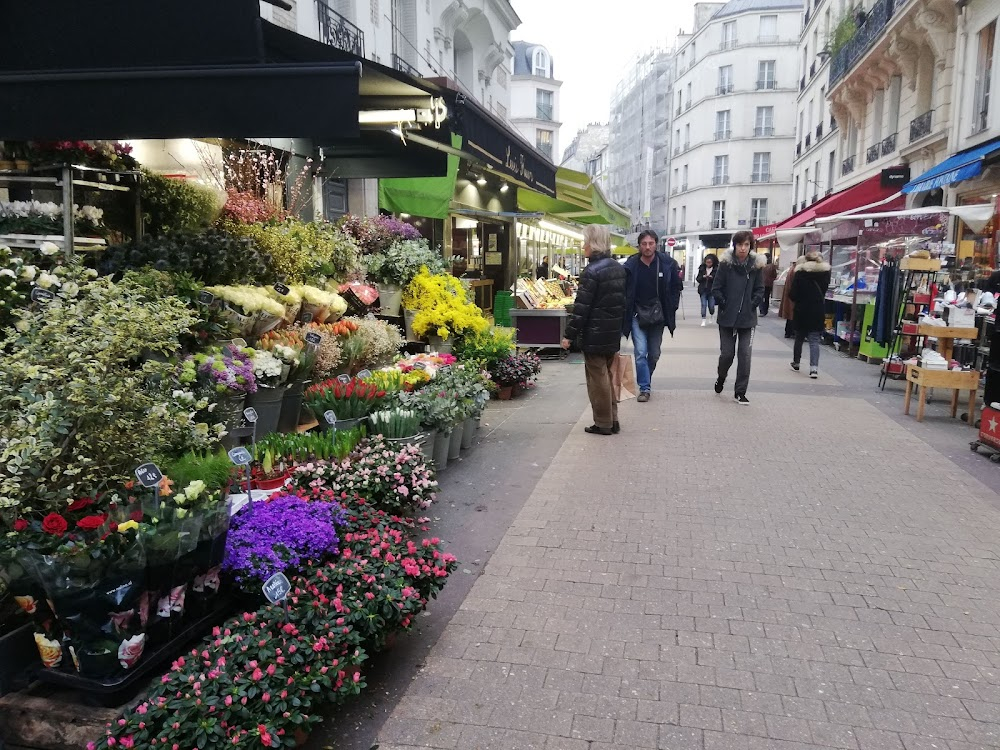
[718,326,755,396]
[584,352,618,429]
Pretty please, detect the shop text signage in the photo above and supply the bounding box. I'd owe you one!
[505,145,534,185]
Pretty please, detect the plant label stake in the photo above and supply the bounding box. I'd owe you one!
[197,290,215,305]
[273,283,290,296]
[134,462,164,512]
[357,369,372,379]
[231,338,248,349]
[228,446,253,504]
[414,362,427,371]
[30,287,55,304]
[301,311,314,324]
[324,410,338,429]
[337,374,351,385]
[263,572,292,622]
[305,331,322,347]
[243,407,258,453]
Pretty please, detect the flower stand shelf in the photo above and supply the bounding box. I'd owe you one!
[903,364,980,424]
[0,233,107,252]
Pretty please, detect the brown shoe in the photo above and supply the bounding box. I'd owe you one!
[637,391,650,402]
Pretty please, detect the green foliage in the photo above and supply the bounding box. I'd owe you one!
[452,328,515,370]
[253,426,366,464]
[829,11,857,56]
[140,170,221,236]
[224,217,362,283]
[98,229,277,286]
[162,449,234,495]
[362,239,447,287]
[368,408,422,439]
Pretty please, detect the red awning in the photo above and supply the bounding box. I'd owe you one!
[776,173,905,231]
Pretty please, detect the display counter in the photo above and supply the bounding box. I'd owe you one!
[509,308,568,349]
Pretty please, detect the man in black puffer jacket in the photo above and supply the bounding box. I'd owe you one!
[562,225,627,435]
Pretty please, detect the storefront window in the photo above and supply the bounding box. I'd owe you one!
[957,195,999,274]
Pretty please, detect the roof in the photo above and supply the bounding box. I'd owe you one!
[713,0,803,19]
[774,173,904,233]
[512,40,553,76]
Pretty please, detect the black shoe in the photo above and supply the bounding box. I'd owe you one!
[734,394,750,405]
[612,421,621,434]
[714,379,724,394]
[790,362,800,371]
[637,391,650,402]
[584,425,613,435]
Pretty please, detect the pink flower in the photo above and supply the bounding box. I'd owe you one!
[252,667,263,681]
[120,737,135,749]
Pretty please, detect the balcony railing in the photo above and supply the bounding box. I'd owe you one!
[754,126,775,137]
[830,0,898,87]
[536,103,554,121]
[391,53,418,77]
[681,183,688,191]
[866,144,881,163]
[815,123,823,139]
[716,84,734,95]
[316,0,365,57]
[720,38,739,50]
[711,175,730,185]
[711,219,726,229]
[758,79,777,90]
[909,110,932,142]
[842,155,856,175]
[880,132,897,156]
[805,133,812,147]
[683,143,690,151]
[714,130,732,140]
[751,173,771,183]
[812,194,819,204]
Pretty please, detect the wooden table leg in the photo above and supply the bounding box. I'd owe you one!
[950,388,959,418]
[917,385,927,422]
[969,389,978,427]
[904,379,913,415]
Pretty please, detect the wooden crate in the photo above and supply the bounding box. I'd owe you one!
[915,325,978,340]
[899,256,941,271]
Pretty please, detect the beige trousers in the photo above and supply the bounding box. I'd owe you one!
[584,352,618,429]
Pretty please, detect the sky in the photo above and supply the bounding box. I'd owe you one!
[512,0,699,157]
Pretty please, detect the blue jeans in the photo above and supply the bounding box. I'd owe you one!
[631,317,664,392]
[700,292,716,318]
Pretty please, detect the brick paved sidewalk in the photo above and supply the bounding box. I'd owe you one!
[378,323,1000,750]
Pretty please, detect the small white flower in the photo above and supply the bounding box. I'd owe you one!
[0,269,14,278]
[36,272,61,289]
[20,265,36,282]
[38,241,59,256]
[60,281,80,297]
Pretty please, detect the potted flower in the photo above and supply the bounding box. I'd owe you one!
[188,345,257,441]
[256,328,320,432]
[303,376,387,429]
[398,386,466,470]
[362,240,447,317]
[204,285,286,341]
[367,407,423,447]
[401,268,488,351]
[243,347,287,435]
[293,284,348,324]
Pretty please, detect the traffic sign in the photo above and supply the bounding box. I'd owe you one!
[665,237,677,248]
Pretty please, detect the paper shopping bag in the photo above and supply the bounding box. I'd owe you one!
[612,352,638,401]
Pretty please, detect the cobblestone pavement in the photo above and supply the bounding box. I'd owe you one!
[377,310,1000,750]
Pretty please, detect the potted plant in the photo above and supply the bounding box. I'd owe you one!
[244,347,287,436]
[362,239,447,316]
[303,376,387,429]
[401,267,489,351]
[398,385,465,470]
[368,407,424,447]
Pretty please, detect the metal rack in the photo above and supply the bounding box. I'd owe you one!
[878,262,941,390]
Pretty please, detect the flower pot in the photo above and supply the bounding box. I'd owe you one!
[403,308,418,340]
[461,416,476,450]
[497,385,513,400]
[244,384,286,436]
[448,422,463,460]
[422,430,437,463]
[431,428,451,470]
[216,394,247,449]
[319,415,366,432]
[294,728,310,748]
[377,283,403,317]
[384,434,426,449]
[278,379,307,432]
[513,384,524,397]
[427,334,453,353]
[253,472,290,491]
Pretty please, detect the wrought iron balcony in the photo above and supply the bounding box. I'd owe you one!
[714,129,732,141]
[711,219,726,230]
[866,144,881,163]
[909,110,932,142]
[758,79,777,90]
[720,38,739,50]
[536,103,554,121]
[830,0,898,87]
[812,194,819,204]
[711,175,730,185]
[316,0,365,57]
[716,84,734,95]
[880,132,897,156]
[391,53,419,77]
[751,173,771,183]
[754,126,775,137]
[842,155,856,175]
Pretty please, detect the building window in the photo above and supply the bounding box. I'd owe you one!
[794,175,800,206]
[684,123,690,149]
[536,129,553,158]
[757,60,776,89]
[887,75,902,136]
[533,48,550,77]
[715,110,731,140]
[759,14,777,43]
[872,89,885,142]
[682,164,688,189]
[722,21,737,49]
[718,65,734,94]
[751,198,768,227]
[672,207,678,229]
[712,200,726,229]
[536,89,553,120]
[497,67,507,89]
[713,155,729,185]
[755,106,774,136]
[973,21,995,133]
[685,82,692,108]
[752,152,771,182]
[371,0,379,26]
[681,205,687,229]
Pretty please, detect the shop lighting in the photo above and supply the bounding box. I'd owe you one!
[358,98,448,127]
[500,182,509,193]
[476,175,488,186]
[539,220,584,241]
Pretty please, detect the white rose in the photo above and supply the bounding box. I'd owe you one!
[38,241,59,256]
[0,269,14,278]
[36,272,60,289]
[20,266,36,282]
[61,281,80,297]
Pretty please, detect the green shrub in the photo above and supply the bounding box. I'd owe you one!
[140,170,221,236]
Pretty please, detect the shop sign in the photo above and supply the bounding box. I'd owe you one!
[262,572,291,604]
[881,166,911,188]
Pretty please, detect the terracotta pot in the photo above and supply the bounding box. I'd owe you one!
[293,727,309,747]
[497,385,513,400]
[252,472,290,491]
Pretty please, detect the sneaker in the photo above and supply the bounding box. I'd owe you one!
[809,369,818,379]
[734,394,750,405]
[790,362,800,371]
[612,421,621,434]
[701,319,707,327]
[637,391,650,402]
[714,379,724,394]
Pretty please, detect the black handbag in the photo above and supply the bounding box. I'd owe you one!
[635,257,664,326]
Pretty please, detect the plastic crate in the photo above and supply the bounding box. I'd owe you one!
[494,291,514,327]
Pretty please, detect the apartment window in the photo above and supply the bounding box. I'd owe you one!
[681,205,687,229]
[798,110,805,141]
[692,40,696,61]
[827,150,836,190]
[757,60,776,89]
[751,198,768,227]
[807,98,814,133]
[685,82,692,107]
[722,21,737,49]
[682,164,689,188]
[536,129,553,158]
[752,152,771,182]
[973,21,995,132]
[684,123,690,148]
[804,167,810,200]
[814,159,821,196]
[718,65,734,94]
[755,106,774,136]
[715,110,731,139]
[759,14,777,43]
[872,89,885,141]
[533,48,550,77]
[713,155,729,184]
[677,90,683,113]
[712,200,726,229]
[672,207,678,228]
[673,168,679,189]
[371,0,379,25]
[887,75,902,135]
[536,89,553,120]
[794,175,800,205]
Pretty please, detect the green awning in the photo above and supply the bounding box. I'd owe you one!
[378,133,461,219]
[517,167,630,227]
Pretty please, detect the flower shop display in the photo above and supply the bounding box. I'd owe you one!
[491,350,542,398]
[452,327,516,372]
[205,285,286,342]
[338,214,420,255]
[136,169,221,237]
[401,267,489,349]
[256,329,319,432]
[367,408,422,443]
[361,240,448,317]
[292,284,348,324]
[251,425,366,468]
[0,200,106,238]
[27,140,139,171]
[303,377,387,428]
[245,348,288,435]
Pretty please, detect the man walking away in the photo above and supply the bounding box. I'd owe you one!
[760,254,778,315]
[621,229,683,402]
[712,230,765,404]
[789,250,832,378]
[562,226,627,435]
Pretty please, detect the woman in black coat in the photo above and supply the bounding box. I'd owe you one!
[789,250,831,378]
[695,253,718,326]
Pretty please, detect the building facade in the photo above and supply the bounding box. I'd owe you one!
[607,48,675,237]
[509,41,562,162]
[561,123,609,172]
[668,0,802,263]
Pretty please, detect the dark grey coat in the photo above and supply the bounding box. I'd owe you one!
[565,251,627,354]
[711,249,766,329]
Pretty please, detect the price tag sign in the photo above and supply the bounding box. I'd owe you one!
[231,338,248,349]
[301,312,314,324]
[439,364,452,373]
[197,290,215,305]
[243,407,258,423]
[134,463,164,489]
[413,362,428,371]
[227,447,253,466]
[30,287,55,304]
[273,283,290,296]
[337,374,351,385]
[305,331,322,346]
[262,572,292,604]
[357,369,372,379]
[324,410,338,425]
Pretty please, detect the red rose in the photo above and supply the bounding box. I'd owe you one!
[13,519,28,532]
[66,497,94,513]
[129,510,143,523]
[41,513,68,535]
[76,515,106,531]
